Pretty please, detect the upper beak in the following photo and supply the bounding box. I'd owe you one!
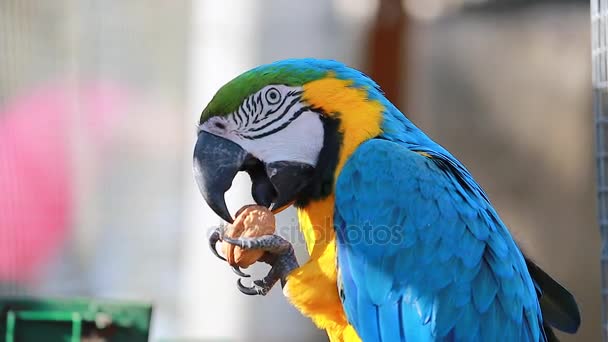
[193,131,314,223]
[193,131,248,223]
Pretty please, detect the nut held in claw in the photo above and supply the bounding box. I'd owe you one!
[222,205,276,268]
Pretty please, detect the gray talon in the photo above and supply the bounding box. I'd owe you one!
[237,278,268,296]
[232,265,250,278]
[208,227,226,261]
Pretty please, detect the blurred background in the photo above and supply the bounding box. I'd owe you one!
[0,0,596,341]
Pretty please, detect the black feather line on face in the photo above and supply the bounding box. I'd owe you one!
[242,106,311,140]
[251,92,259,115]
[237,105,249,127]
[255,92,263,116]
[232,112,241,127]
[245,96,253,116]
[249,96,302,133]
[295,113,341,207]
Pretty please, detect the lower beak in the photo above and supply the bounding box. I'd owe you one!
[193,131,314,222]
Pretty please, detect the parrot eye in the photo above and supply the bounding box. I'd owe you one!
[265,87,281,105]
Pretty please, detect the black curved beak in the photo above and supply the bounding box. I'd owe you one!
[193,131,314,223]
[193,131,248,223]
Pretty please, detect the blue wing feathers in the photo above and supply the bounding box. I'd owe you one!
[455,230,485,268]
[453,302,481,341]
[432,287,466,337]
[471,258,499,313]
[334,139,544,341]
[366,256,394,305]
[378,301,401,341]
[465,212,491,240]
[479,300,502,342]
[486,245,515,278]
[354,294,379,341]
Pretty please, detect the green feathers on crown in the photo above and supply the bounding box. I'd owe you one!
[200,59,336,122]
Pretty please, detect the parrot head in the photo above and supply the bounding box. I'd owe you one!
[193,58,394,222]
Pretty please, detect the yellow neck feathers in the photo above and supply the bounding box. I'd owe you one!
[302,76,384,179]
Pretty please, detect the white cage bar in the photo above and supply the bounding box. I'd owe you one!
[592,0,608,339]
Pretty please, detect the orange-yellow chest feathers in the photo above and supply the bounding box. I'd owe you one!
[284,75,384,342]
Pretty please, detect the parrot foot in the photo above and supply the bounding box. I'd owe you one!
[221,234,299,296]
[208,225,251,277]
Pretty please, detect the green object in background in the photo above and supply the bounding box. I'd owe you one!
[0,297,152,341]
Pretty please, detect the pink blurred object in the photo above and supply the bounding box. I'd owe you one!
[0,81,130,283]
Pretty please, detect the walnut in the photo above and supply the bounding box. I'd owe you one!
[222,205,276,268]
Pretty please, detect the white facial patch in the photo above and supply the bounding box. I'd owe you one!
[231,111,323,164]
[201,85,324,167]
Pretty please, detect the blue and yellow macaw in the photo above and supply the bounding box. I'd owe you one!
[193,59,580,341]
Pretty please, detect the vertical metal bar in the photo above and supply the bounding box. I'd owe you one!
[593,0,608,340]
[71,312,82,341]
[5,311,15,342]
